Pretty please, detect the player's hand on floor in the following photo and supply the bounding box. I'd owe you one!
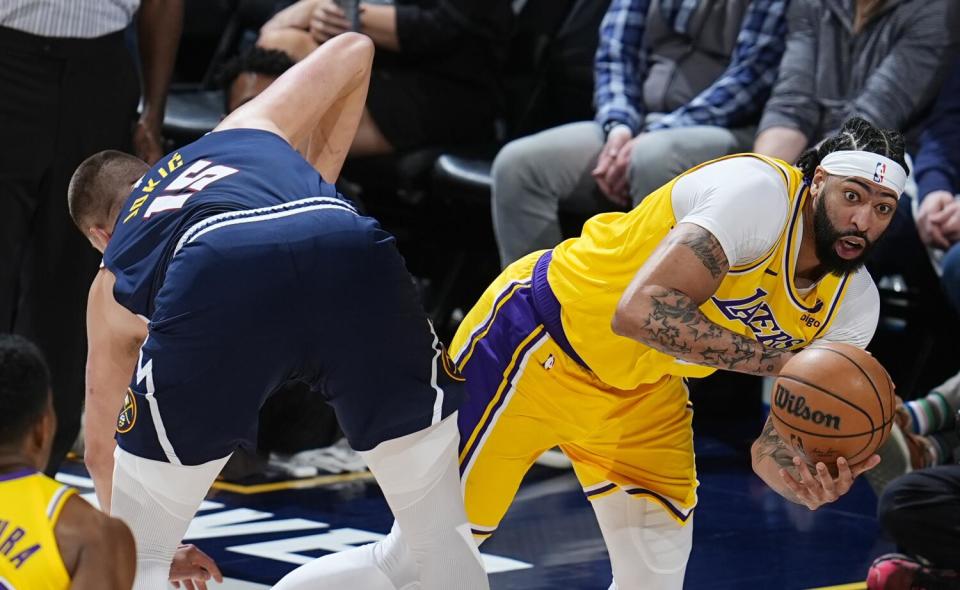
[779,455,881,510]
[170,544,223,590]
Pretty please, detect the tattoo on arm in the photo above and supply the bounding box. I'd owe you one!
[637,286,786,375]
[672,227,728,279]
[755,416,796,469]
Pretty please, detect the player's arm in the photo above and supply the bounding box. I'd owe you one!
[84,269,148,512]
[56,495,136,589]
[611,222,794,376]
[751,415,880,510]
[215,31,373,182]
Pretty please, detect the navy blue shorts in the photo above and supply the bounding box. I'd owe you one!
[115,197,463,465]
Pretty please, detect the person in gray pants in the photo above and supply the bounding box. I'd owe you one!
[491,0,789,267]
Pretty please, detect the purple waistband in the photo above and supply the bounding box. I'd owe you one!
[0,467,36,483]
[531,251,591,371]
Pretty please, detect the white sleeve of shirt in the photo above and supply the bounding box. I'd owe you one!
[815,268,880,350]
[670,158,791,268]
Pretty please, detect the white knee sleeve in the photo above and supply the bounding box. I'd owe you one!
[362,413,488,590]
[274,522,417,590]
[111,448,229,590]
[591,491,693,590]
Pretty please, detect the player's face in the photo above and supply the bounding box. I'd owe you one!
[228,72,278,113]
[812,174,898,276]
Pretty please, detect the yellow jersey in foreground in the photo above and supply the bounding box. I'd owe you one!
[548,154,851,390]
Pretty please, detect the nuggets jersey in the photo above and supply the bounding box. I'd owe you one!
[548,154,851,390]
[102,128,341,319]
[0,469,75,590]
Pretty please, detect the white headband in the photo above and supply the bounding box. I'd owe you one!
[819,150,907,196]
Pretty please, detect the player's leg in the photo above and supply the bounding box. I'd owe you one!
[109,226,283,589]
[589,490,693,590]
[562,375,698,589]
[304,217,486,589]
[111,448,230,590]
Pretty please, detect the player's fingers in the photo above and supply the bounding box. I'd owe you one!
[793,457,816,490]
[779,469,818,510]
[778,467,806,497]
[183,581,196,590]
[193,548,223,582]
[815,462,835,496]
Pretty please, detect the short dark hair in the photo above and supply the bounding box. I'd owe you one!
[0,335,51,447]
[796,117,908,185]
[216,45,296,98]
[68,150,149,232]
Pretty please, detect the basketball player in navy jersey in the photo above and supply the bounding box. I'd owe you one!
[66,33,487,590]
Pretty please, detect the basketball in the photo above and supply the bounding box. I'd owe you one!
[771,342,896,468]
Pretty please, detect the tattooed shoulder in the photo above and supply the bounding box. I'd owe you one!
[673,226,728,280]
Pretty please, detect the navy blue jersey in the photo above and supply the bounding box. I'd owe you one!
[103,128,341,318]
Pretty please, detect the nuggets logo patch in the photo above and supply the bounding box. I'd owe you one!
[440,344,466,382]
[117,389,137,433]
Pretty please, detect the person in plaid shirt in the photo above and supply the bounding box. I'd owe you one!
[491,0,788,267]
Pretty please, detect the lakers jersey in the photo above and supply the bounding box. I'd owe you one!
[0,468,75,590]
[547,154,852,390]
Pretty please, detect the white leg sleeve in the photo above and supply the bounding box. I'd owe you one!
[591,490,693,590]
[361,412,487,590]
[111,447,230,590]
[275,414,486,590]
[274,522,417,590]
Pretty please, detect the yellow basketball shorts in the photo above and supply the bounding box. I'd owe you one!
[449,252,699,540]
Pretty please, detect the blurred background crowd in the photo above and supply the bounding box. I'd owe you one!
[2,0,960,583]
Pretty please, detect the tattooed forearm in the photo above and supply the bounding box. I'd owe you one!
[635,285,789,376]
[752,416,802,504]
[754,416,796,468]
[670,228,728,279]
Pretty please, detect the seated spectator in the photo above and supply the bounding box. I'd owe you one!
[257,0,513,156]
[860,58,960,495]
[754,0,956,163]
[218,46,296,113]
[867,463,960,589]
[913,57,960,315]
[491,0,789,267]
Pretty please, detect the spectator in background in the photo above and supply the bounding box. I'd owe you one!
[0,0,183,476]
[866,58,960,495]
[754,0,957,163]
[218,45,296,113]
[867,463,960,589]
[491,0,789,268]
[914,57,960,315]
[256,0,513,157]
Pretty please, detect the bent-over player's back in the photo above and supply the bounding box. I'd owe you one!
[102,128,346,319]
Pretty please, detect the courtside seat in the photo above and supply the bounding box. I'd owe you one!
[162,89,225,146]
[433,152,495,197]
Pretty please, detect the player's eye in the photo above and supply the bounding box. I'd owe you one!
[844,191,859,202]
[876,203,893,215]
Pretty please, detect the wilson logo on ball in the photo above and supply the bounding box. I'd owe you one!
[774,384,841,430]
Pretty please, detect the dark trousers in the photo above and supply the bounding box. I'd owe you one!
[878,464,960,569]
[0,26,140,474]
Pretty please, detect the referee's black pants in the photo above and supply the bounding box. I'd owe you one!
[0,26,140,475]
[878,464,960,569]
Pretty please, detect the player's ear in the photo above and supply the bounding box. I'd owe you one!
[811,167,828,198]
[89,226,113,252]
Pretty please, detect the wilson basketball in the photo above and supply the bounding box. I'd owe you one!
[771,342,896,467]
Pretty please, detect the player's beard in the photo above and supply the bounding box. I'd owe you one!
[812,195,876,277]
